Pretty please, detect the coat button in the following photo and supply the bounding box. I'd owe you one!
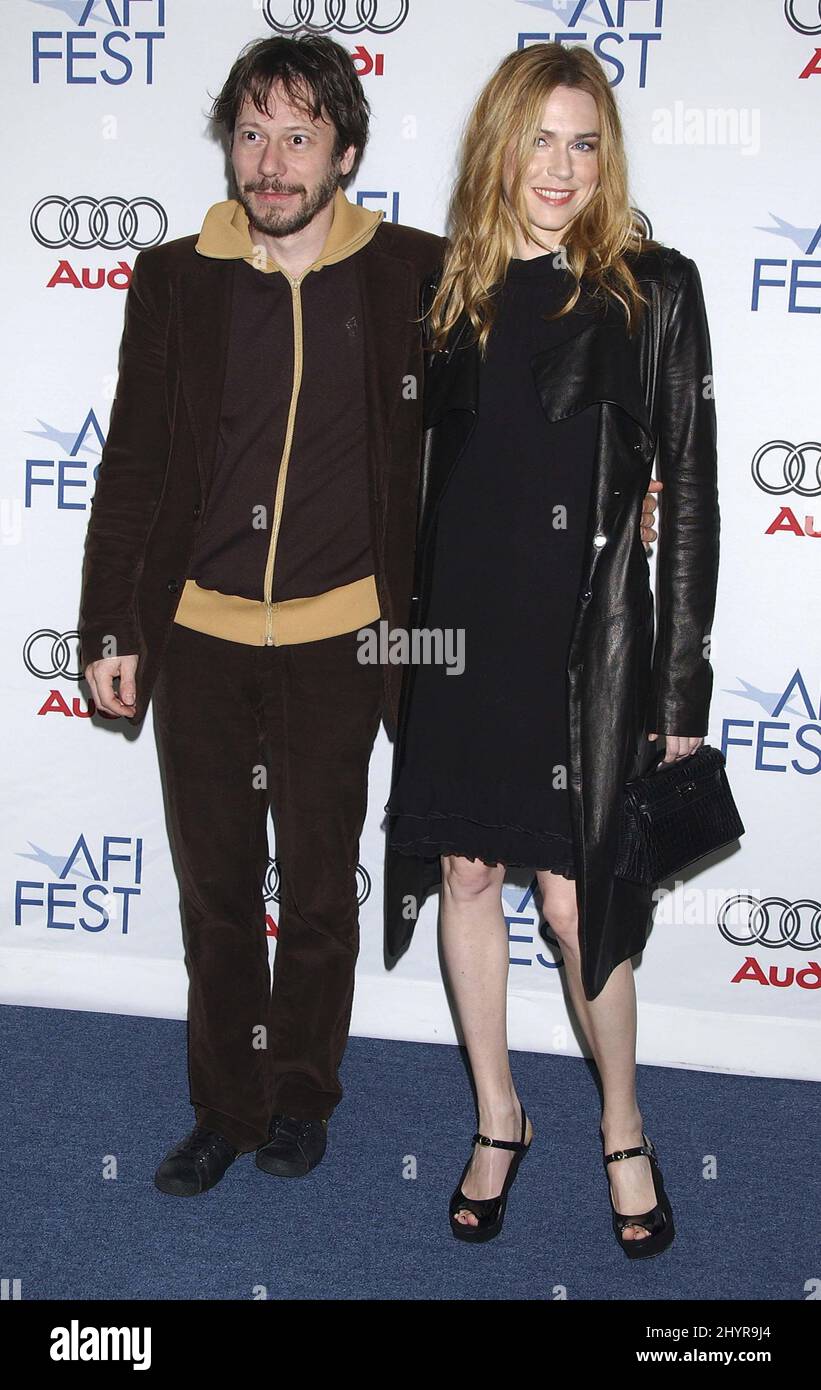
[593,533,607,548]
[581,588,592,601]
[192,503,201,519]
[633,442,644,453]
[167,579,180,594]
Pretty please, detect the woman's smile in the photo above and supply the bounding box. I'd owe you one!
[532,186,575,204]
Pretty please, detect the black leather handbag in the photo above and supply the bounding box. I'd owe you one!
[614,744,745,885]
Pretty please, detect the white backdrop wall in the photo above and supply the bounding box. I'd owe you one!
[3,0,820,1082]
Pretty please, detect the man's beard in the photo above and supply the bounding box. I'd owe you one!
[239,162,340,239]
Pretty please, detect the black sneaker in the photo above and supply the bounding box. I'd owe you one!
[154,1125,239,1196]
[255,1114,328,1178]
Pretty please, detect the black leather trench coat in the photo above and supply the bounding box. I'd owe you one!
[383,244,720,1000]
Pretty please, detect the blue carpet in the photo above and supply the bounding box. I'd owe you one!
[1,1003,816,1301]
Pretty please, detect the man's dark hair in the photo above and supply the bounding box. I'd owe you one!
[210,34,370,165]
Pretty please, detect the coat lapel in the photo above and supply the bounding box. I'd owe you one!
[358,240,422,444]
[418,294,655,556]
[530,310,655,449]
[423,295,655,445]
[423,321,479,425]
[176,255,235,492]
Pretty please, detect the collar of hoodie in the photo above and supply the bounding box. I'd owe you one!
[195,185,384,275]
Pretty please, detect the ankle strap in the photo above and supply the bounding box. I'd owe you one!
[472,1106,530,1150]
[472,1132,527,1153]
[603,1133,656,1166]
[471,1105,529,1153]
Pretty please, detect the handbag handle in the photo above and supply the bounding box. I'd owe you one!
[647,742,702,773]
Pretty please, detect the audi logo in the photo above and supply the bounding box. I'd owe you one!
[31,196,168,250]
[264,859,282,903]
[784,0,821,34]
[717,895,821,951]
[356,864,372,905]
[633,209,653,243]
[263,858,371,904]
[24,629,82,682]
[751,441,821,496]
[262,0,409,34]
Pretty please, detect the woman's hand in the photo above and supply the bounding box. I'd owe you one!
[647,732,703,764]
[640,479,662,549]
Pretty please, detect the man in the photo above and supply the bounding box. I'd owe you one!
[80,34,659,1196]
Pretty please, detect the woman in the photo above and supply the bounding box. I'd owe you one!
[384,43,719,1256]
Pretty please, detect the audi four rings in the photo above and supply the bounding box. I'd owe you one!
[784,0,821,34]
[264,861,282,903]
[262,0,409,33]
[264,860,372,905]
[718,896,821,950]
[24,630,82,683]
[30,196,168,250]
[751,441,821,496]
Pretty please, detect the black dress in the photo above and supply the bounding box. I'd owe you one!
[385,252,601,877]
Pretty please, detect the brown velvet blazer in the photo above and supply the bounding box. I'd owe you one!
[78,219,446,733]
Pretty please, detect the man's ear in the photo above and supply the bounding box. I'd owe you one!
[339,144,357,178]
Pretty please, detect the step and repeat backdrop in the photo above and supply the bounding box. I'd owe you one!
[3,0,819,1081]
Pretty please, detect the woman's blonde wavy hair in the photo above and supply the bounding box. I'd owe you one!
[429,43,656,353]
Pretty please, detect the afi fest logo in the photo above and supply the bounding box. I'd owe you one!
[720,669,821,776]
[260,1,411,77]
[784,0,821,77]
[506,882,563,974]
[15,834,145,936]
[751,214,821,314]
[516,0,665,87]
[25,409,104,512]
[752,439,821,540]
[31,0,167,85]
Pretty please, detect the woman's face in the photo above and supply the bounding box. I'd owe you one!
[503,83,601,256]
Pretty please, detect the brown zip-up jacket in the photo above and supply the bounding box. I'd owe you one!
[78,190,445,730]
[175,188,386,644]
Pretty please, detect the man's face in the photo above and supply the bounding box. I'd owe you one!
[503,84,601,251]
[231,81,356,238]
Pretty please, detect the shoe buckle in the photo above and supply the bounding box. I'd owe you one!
[476,1134,492,1147]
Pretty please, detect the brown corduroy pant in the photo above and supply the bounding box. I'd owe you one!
[151,620,383,1154]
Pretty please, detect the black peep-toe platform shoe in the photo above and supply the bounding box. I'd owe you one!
[449,1105,532,1243]
[601,1130,675,1259]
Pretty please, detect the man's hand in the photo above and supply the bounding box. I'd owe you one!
[647,733,703,764]
[85,654,140,718]
[640,478,662,549]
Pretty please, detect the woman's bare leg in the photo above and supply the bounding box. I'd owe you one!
[536,869,657,1240]
[439,853,533,1228]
